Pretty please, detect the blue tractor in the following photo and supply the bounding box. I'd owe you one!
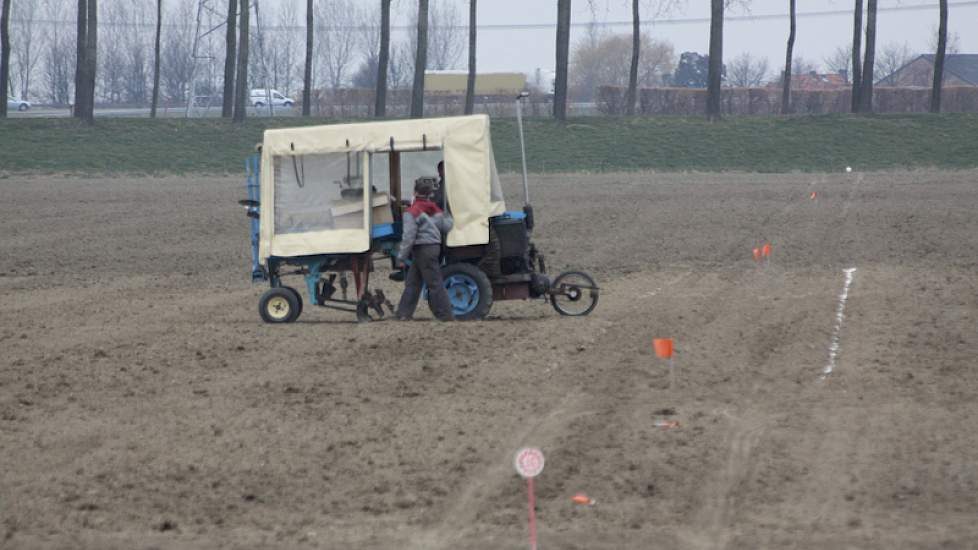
[242,110,598,322]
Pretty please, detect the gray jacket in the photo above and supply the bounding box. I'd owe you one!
[397,210,453,261]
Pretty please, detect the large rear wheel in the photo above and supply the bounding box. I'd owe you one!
[430,263,493,321]
[550,271,599,316]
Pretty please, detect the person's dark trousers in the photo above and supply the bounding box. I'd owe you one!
[396,244,455,321]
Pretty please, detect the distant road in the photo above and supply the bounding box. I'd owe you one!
[8,103,600,119]
[9,105,302,119]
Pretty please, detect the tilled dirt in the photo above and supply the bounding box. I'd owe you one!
[1,169,977,549]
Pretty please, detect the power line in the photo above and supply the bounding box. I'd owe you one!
[447,0,978,32]
[12,0,978,32]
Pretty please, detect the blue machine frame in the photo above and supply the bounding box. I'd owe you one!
[245,154,265,282]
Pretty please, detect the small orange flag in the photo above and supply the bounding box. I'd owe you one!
[762,243,772,257]
[653,338,673,359]
[571,494,595,505]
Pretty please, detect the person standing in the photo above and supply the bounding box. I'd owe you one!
[396,179,455,321]
[433,160,446,209]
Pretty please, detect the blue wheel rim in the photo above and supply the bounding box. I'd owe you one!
[444,274,480,316]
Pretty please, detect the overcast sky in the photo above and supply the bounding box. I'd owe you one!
[270,0,976,77]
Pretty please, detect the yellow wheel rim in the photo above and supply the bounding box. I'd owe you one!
[266,295,291,320]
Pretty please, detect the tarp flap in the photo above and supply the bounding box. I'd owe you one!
[443,128,488,247]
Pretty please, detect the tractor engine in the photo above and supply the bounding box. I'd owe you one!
[492,216,531,275]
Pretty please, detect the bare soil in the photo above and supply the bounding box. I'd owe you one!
[2,169,977,549]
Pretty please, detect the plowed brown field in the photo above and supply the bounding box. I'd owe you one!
[2,170,977,549]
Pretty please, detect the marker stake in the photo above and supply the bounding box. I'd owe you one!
[514,447,545,550]
[653,338,675,388]
[669,357,676,389]
[527,477,537,550]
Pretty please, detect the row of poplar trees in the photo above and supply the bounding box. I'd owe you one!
[556,0,952,121]
[208,0,948,121]
[0,0,955,121]
[706,0,951,120]
[0,0,163,122]
[216,0,480,121]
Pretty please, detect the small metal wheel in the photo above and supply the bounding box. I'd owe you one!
[550,271,599,317]
[259,287,302,323]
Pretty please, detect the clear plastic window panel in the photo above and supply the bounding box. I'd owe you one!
[399,151,443,193]
[273,152,365,234]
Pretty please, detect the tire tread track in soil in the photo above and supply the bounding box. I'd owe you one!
[411,392,598,550]
[688,418,767,550]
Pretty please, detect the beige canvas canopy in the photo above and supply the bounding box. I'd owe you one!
[258,115,506,263]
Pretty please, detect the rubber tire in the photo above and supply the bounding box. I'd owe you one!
[254,101,264,108]
[259,287,301,323]
[283,101,294,108]
[18,103,28,112]
[283,286,303,318]
[550,271,599,317]
[431,263,493,321]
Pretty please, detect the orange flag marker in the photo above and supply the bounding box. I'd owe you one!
[752,247,762,261]
[810,191,818,200]
[762,243,772,257]
[653,338,673,359]
[571,494,596,505]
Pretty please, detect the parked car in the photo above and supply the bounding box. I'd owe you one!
[250,89,294,108]
[7,98,30,111]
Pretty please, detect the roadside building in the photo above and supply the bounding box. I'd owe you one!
[768,71,849,91]
[424,71,527,96]
[877,54,978,87]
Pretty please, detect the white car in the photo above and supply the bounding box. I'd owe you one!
[7,97,30,111]
[250,89,294,108]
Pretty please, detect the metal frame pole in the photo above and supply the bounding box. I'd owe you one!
[515,92,530,205]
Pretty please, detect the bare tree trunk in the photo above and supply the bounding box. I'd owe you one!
[706,0,723,121]
[302,0,312,116]
[151,0,162,118]
[74,0,88,118]
[624,0,640,116]
[82,0,96,124]
[850,0,862,112]
[780,0,795,115]
[375,0,390,117]
[858,0,876,113]
[410,0,428,118]
[232,0,249,123]
[464,0,476,115]
[222,0,236,118]
[930,0,948,113]
[553,0,570,121]
[0,0,11,118]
